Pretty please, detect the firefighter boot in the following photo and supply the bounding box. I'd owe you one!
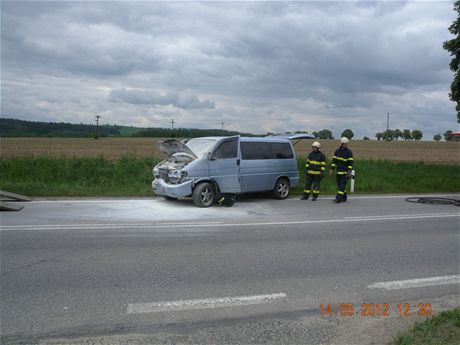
[300,193,310,200]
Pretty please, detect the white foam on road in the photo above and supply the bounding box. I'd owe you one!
[368,275,460,290]
[1,213,458,231]
[127,293,288,314]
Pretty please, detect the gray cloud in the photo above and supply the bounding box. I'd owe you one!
[109,88,215,109]
[1,1,458,138]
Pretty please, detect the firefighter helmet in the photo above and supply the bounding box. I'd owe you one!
[340,137,350,144]
[312,141,321,148]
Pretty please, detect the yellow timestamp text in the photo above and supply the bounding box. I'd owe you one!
[319,303,432,318]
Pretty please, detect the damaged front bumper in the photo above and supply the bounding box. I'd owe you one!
[152,178,193,198]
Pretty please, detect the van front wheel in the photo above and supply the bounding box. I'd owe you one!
[273,178,290,200]
[192,182,215,207]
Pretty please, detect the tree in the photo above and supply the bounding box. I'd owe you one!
[363,136,370,140]
[375,132,383,140]
[394,129,403,141]
[412,130,423,141]
[433,134,442,142]
[341,128,354,139]
[318,129,333,139]
[402,129,412,141]
[312,131,320,138]
[383,129,395,141]
[443,0,460,123]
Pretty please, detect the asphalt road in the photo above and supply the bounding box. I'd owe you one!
[1,194,459,344]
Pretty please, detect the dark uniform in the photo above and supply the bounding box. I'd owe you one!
[331,146,353,202]
[303,150,327,200]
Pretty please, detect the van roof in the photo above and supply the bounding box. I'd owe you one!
[240,137,291,143]
[190,136,293,143]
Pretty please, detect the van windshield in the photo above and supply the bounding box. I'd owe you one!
[186,138,218,158]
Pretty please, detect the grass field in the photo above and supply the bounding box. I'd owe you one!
[0,156,459,197]
[1,137,459,197]
[1,137,460,164]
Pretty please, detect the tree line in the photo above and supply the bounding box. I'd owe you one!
[131,127,255,138]
[0,118,255,138]
[375,129,423,141]
[0,118,120,137]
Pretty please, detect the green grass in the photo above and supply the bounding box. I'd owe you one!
[0,156,161,197]
[392,308,460,345]
[0,156,459,197]
[294,158,460,195]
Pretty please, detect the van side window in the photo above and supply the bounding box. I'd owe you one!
[214,138,238,159]
[241,142,293,160]
[271,143,294,159]
[241,142,269,159]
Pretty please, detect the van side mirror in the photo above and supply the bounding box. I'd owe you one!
[207,152,216,161]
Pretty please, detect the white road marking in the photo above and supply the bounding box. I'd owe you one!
[345,212,454,219]
[349,195,460,200]
[30,194,460,203]
[127,293,288,314]
[286,194,460,200]
[1,213,458,231]
[368,275,460,290]
[1,221,223,229]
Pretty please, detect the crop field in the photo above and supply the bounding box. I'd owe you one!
[1,137,460,164]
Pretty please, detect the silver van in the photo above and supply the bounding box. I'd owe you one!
[152,134,312,207]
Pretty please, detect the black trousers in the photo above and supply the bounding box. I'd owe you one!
[304,174,322,197]
[335,174,348,200]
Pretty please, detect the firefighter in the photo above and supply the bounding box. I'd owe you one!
[301,141,326,201]
[329,137,353,203]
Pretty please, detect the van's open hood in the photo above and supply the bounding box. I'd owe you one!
[158,139,197,159]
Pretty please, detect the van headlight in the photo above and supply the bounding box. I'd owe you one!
[168,170,187,184]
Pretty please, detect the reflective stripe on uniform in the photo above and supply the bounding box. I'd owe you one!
[337,171,347,175]
[347,166,352,169]
[337,191,345,195]
[304,189,310,193]
[312,190,320,194]
[307,170,321,175]
[309,160,326,166]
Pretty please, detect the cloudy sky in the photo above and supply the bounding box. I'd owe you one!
[1,1,458,138]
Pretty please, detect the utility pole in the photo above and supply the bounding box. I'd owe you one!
[171,119,175,131]
[221,122,224,136]
[95,114,101,140]
[386,112,390,141]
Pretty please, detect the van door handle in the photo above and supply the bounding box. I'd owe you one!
[237,159,240,166]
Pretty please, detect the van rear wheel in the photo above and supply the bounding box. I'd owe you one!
[192,182,215,207]
[273,178,290,200]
